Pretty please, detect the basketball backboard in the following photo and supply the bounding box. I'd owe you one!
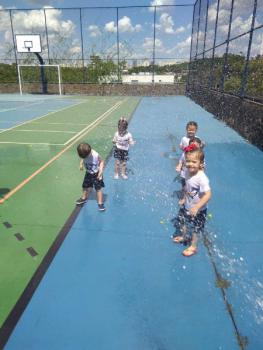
[15,34,42,53]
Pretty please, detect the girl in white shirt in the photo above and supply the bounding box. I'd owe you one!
[113,118,135,179]
[172,148,211,257]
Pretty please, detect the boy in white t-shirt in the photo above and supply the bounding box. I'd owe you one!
[172,148,211,257]
[113,117,135,180]
[76,143,105,211]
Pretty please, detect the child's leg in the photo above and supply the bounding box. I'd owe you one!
[96,189,103,205]
[82,187,91,200]
[76,187,91,205]
[96,190,106,211]
[120,161,128,179]
[182,232,198,256]
[114,159,120,178]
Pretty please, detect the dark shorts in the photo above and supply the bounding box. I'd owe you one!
[114,147,129,161]
[173,206,207,236]
[82,172,105,191]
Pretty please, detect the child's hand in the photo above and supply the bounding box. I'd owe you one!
[130,140,136,145]
[97,172,103,180]
[176,164,181,172]
[79,160,84,171]
[178,198,185,207]
[189,206,198,216]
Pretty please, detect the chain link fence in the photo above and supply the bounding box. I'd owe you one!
[187,0,263,102]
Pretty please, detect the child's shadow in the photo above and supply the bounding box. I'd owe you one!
[89,191,108,202]
[0,188,10,198]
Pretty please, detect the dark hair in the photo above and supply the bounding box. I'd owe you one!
[186,148,205,163]
[77,143,91,158]
[189,136,202,146]
[118,117,128,135]
[186,121,198,129]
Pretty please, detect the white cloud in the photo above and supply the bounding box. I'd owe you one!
[149,0,175,12]
[105,21,116,33]
[105,16,142,34]
[251,31,263,57]
[88,25,101,38]
[156,13,175,34]
[167,35,191,58]
[175,26,186,34]
[142,37,163,52]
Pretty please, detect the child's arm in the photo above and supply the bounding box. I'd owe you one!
[112,132,117,144]
[189,190,212,216]
[97,158,105,180]
[176,153,184,172]
[176,160,183,172]
[79,159,84,171]
[129,133,136,145]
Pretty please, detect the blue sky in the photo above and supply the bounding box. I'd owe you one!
[0,0,194,64]
[1,0,261,65]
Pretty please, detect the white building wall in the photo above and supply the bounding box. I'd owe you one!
[122,74,175,84]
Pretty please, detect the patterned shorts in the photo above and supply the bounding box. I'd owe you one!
[82,172,105,191]
[114,147,129,161]
[173,206,207,236]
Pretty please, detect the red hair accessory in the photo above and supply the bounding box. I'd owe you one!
[184,143,197,152]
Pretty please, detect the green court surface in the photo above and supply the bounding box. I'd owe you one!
[0,95,140,327]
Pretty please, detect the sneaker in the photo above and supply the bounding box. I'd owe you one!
[98,203,106,211]
[114,173,119,179]
[121,173,128,179]
[76,197,87,205]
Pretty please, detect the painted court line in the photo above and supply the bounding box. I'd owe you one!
[14,129,76,134]
[0,100,46,113]
[64,101,123,146]
[0,100,87,135]
[0,100,124,204]
[0,142,64,146]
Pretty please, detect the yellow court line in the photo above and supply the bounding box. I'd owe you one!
[0,100,124,204]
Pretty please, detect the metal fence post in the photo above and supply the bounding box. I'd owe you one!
[202,0,209,56]
[240,0,258,98]
[44,9,50,64]
[117,7,120,82]
[9,10,18,82]
[220,0,234,91]
[79,8,85,82]
[208,0,220,89]
[186,2,196,92]
[152,6,157,84]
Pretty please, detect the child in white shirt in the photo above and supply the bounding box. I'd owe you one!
[172,148,211,257]
[113,117,135,179]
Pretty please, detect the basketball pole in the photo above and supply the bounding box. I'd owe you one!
[34,53,47,94]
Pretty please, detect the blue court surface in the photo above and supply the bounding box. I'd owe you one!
[0,95,81,130]
[5,96,263,349]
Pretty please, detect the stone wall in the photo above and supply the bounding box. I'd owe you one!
[188,87,263,151]
[0,82,185,96]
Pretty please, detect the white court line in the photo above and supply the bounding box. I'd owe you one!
[0,100,47,113]
[15,129,76,134]
[0,100,87,135]
[31,122,90,126]
[0,141,64,145]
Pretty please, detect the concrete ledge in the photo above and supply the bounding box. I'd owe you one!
[0,83,185,96]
